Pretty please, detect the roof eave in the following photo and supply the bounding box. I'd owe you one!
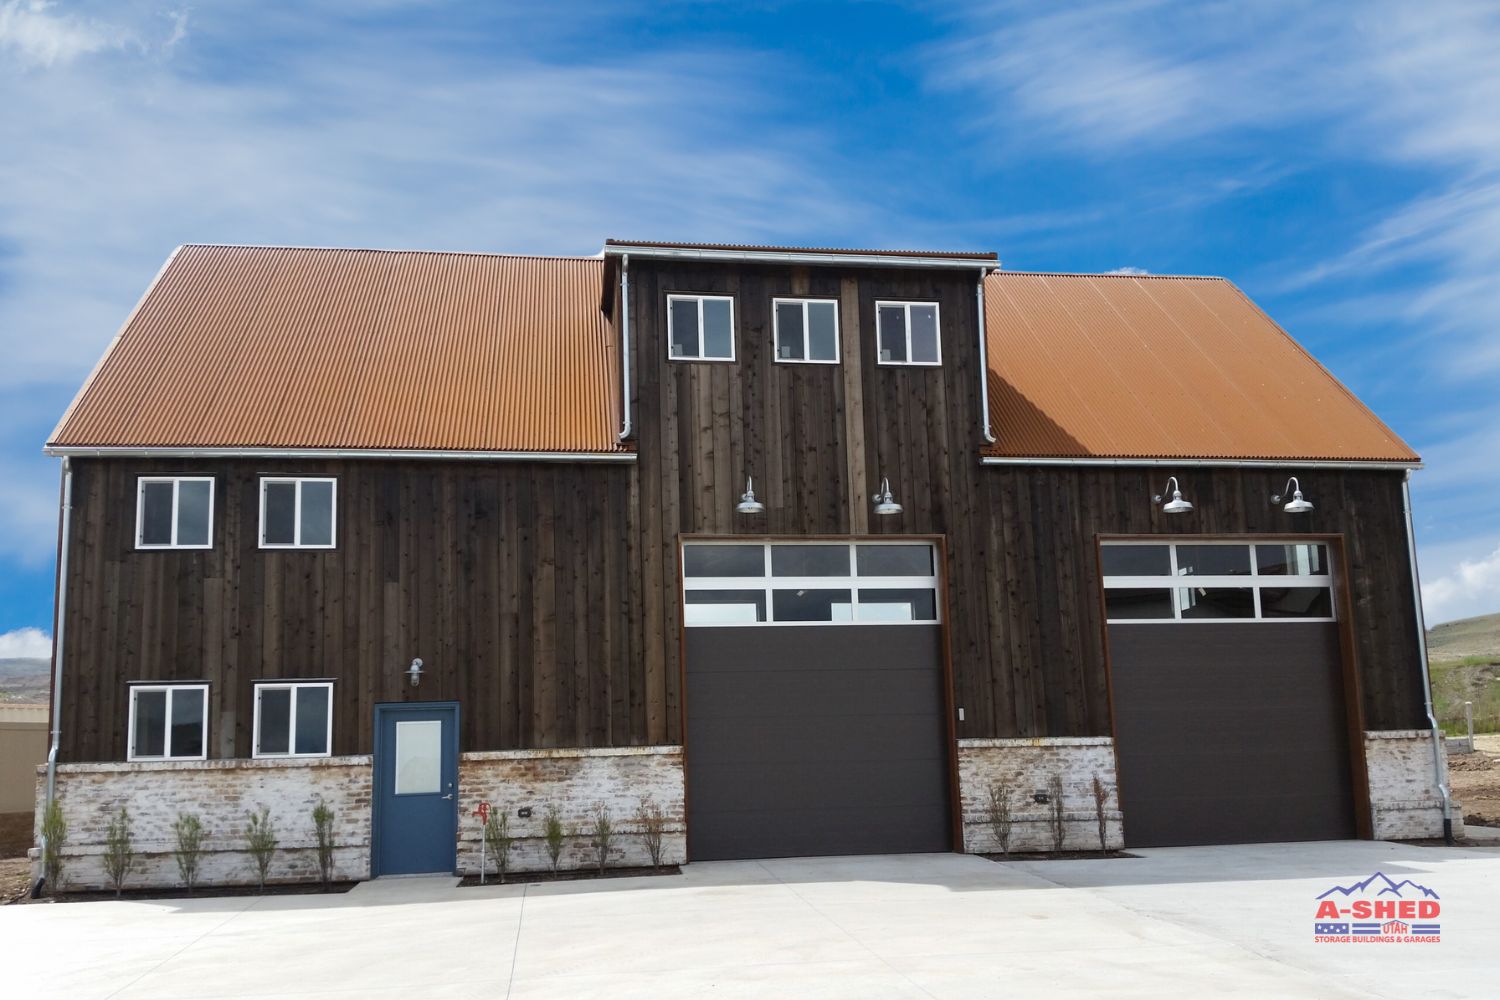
[44,445,637,463]
[979,455,1422,471]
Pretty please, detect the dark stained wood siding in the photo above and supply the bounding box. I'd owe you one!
[625,259,1427,740]
[59,458,643,762]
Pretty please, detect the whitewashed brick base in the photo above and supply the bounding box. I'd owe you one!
[35,745,685,891]
[456,746,685,876]
[1365,730,1463,840]
[957,737,1124,853]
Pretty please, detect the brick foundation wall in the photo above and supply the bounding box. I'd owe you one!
[35,756,373,891]
[1365,730,1462,840]
[456,746,685,876]
[956,737,1124,853]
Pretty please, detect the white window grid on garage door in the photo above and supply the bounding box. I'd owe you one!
[1101,540,1337,624]
[682,540,941,626]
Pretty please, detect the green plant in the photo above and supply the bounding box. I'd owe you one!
[588,802,614,875]
[634,796,667,868]
[1092,776,1110,853]
[543,804,565,874]
[103,806,135,898]
[483,810,514,883]
[244,806,278,892]
[173,813,206,894]
[312,800,336,890]
[40,798,67,890]
[985,778,1014,857]
[1047,774,1066,853]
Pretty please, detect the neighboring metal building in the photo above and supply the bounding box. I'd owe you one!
[36,240,1451,889]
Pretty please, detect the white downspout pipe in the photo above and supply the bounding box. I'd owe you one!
[1402,471,1454,844]
[617,254,632,442]
[976,268,995,445]
[37,457,72,893]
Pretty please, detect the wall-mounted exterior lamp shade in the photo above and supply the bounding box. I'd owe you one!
[1153,477,1194,515]
[736,477,766,515]
[1273,477,1314,514]
[407,658,424,686]
[872,478,903,516]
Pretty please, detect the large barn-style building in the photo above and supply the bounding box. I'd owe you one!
[37,240,1453,888]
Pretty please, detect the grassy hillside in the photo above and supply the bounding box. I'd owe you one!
[1428,612,1500,735]
[0,658,49,704]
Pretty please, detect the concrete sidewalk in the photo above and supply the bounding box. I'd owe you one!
[2,840,1496,999]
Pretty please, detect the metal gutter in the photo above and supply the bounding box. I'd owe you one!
[1402,472,1455,844]
[976,269,995,444]
[980,456,1422,471]
[602,244,1001,271]
[37,458,71,895]
[44,446,636,462]
[618,254,632,442]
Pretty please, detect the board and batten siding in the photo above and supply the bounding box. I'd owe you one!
[624,259,1427,740]
[57,457,646,762]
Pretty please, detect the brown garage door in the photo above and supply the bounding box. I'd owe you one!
[1103,541,1356,848]
[682,541,952,861]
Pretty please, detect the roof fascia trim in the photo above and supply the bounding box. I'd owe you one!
[980,455,1422,471]
[46,446,637,463]
[603,244,1002,271]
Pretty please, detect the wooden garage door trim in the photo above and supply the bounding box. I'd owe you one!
[1094,533,1372,841]
[676,533,963,855]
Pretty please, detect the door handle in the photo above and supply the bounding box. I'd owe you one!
[441,793,453,800]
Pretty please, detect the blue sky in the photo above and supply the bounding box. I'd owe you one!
[1,0,1498,658]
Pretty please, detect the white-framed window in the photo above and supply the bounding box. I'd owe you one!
[1100,540,1336,623]
[136,477,214,549]
[876,301,941,366]
[667,293,735,361]
[127,683,209,761]
[259,477,337,549]
[253,681,334,758]
[773,298,840,364]
[682,540,940,626]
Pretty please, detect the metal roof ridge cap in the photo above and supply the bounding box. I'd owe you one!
[978,455,1422,470]
[44,445,637,463]
[601,244,1003,269]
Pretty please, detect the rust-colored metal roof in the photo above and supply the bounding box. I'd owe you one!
[605,239,998,261]
[983,272,1419,463]
[50,245,626,454]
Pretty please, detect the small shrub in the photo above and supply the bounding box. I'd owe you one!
[40,798,67,890]
[1047,774,1066,853]
[173,813,206,894]
[543,804,565,874]
[634,796,667,868]
[588,802,614,875]
[483,810,514,883]
[312,800,336,890]
[244,806,278,892]
[1092,776,1110,853]
[103,806,135,898]
[984,778,1014,857]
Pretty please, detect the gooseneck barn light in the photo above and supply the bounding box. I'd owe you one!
[407,658,424,687]
[872,478,904,516]
[1153,477,1194,515]
[736,476,766,515]
[1272,477,1314,514]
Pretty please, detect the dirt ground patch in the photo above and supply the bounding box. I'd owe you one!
[1449,748,1500,828]
[1,857,31,902]
[0,812,33,858]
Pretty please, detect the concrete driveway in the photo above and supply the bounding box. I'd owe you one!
[3,840,1497,999]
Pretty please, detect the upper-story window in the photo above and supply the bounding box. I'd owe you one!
[668,294,735,361]
[259,477,337,549]
[773,298,840,364]
[876,301,941,366]
[136,477,214,549]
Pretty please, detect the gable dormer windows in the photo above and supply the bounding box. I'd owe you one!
[667,294,735,361]
[876,301,941,366]
[773,298,840,364]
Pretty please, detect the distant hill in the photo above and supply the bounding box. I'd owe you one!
[0,658,50,704]
[1428,612,1500,662]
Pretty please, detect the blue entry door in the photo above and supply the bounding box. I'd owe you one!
[373,703,459,876]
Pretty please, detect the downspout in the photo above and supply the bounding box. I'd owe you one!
[1402,471,1454,844]
[617,254,632,442]
[975,268,995,445]
[36,456,72,895]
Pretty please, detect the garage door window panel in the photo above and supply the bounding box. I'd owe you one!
[685,590,767,624]
[1102,541,1334,623]
[773,589,853,622]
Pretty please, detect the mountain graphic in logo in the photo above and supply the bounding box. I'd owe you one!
[1315,872,1440,900]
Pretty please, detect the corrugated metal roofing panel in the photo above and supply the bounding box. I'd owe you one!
[982,272,1419,463]
[50,245,625,454]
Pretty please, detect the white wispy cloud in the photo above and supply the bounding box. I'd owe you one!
[0,0,130,67]
[1423,544,1500,626]
[0,626,50,659]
